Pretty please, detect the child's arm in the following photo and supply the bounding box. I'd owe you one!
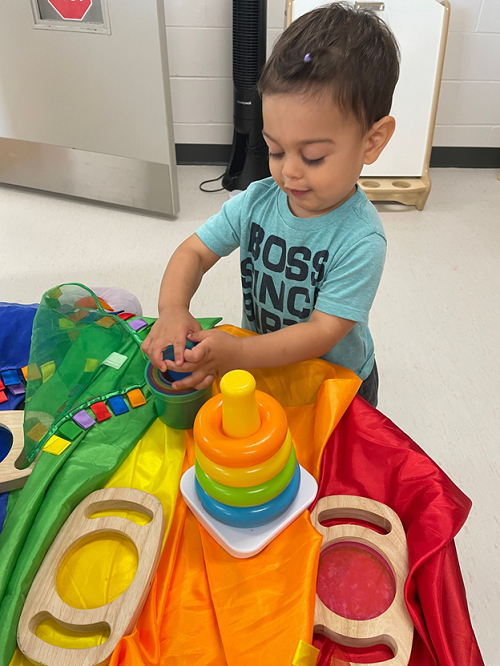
[166,311,355,390]
[141,234,220,370]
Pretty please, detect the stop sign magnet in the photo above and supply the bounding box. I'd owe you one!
[47,0,93,21]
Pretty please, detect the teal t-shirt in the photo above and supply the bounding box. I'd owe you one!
[196,177,386,380]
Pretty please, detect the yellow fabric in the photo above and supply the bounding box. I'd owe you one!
[43,434,71,456]
[293,640,320,665]
[84,358,100,373]
[10,419,186,663]
[26,423,48,444]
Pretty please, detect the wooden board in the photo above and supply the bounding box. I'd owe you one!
[310,495,414,666]
[0,411,35,492]
[17,487,165,666]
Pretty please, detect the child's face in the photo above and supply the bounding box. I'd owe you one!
[262,92,371,218]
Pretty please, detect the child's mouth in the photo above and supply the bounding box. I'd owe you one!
[289,189,310,198]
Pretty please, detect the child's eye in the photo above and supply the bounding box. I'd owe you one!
[303,156,325,166]
[268,151,284,159]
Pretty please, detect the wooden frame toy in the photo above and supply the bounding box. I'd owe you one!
[0,411,35,492]
[18,487,165,666]
[310,495,414,666]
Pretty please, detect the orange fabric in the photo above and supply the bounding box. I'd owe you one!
[111,325,360,666]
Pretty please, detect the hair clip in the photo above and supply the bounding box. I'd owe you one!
[303,53,312,63]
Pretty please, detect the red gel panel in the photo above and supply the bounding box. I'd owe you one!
[317,542,396,621]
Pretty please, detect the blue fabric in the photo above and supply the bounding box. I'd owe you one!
[197,178,386,379]
[0,303,38,410]
[0,493,8,534]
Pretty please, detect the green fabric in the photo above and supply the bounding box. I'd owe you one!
[0,283,222,666]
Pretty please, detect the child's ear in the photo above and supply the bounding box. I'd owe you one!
[363,116,396,165]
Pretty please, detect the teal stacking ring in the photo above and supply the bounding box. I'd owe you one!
[195,445,297,507]
[195,462,301,528]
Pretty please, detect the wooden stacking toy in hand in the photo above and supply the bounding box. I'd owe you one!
[194,370,300,528]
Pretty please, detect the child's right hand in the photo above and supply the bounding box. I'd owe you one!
[141,306,202,371]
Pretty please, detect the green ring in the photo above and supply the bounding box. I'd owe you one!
[195,446,297,507]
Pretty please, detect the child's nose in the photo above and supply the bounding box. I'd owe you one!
[281,155,302,181]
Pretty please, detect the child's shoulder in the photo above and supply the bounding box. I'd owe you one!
[348,187,386,242]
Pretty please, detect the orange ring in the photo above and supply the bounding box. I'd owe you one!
[194,391,288,467]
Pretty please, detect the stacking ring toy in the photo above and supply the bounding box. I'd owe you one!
[195,462,301,528]
[195,431,293,488]
[195,445,297,507]
[194,392,288,466]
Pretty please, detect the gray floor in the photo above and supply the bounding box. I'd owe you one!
[1,167,499,663]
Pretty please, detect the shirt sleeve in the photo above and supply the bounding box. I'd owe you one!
[314,233,386,325]
[196,190,246,257]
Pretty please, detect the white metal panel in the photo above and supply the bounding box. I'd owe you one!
[0,0,179,213]
[290,0,446,177]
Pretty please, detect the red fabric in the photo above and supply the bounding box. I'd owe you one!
[312,396,484,666]
[117,313,135,321]
[0,391,6,404]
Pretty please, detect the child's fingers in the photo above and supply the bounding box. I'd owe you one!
[187,329,211,344]
[149,341,169,371]
[171,370,214,392]
[172,339,186,366]
[183,344,207,364]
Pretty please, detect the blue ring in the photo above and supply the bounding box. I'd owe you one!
[195,462,301,528]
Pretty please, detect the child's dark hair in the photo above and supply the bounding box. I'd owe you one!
[258,2,400,133]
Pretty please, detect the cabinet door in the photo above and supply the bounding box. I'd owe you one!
[0,0,179,215]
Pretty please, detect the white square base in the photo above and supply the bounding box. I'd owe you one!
[180,465,318,559]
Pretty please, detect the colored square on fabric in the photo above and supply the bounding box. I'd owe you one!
[21,366,28,381]
[90,401,112,422]
[28,363,42,381]
[59,318,76,330]
[84,358,99,373]
[68,309,89,322]
[292,640,320,665]
[73,410,96,430]
[58,420,83,440]
[57,400,68,414]
[8,383,25,396]
[56,304,73,315]
[0,378,4,391]
[127,388,147,408]
[43,434,71,456]
[102,352,127,370]
[67,329,80,342]
[117,312,134,321]
[47,287,63,299]
[27,423,48,443]
[1,370,20,387]
[108,395,129,416]
[96,316,115,329]
[128,318,148,332]
[0,391,7,404]
[41,361,56,383]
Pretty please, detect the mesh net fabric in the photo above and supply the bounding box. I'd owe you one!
[23,284,149,463]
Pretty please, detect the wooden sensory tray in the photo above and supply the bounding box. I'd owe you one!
[18,487,165,666]
[310,495,414,666]
[0,411,35,492]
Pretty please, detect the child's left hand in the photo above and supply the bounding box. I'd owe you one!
[164,329,242,390]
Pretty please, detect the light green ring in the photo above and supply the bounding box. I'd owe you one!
[195,445,297,507]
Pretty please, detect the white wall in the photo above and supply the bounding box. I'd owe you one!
[166,0,500,149]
